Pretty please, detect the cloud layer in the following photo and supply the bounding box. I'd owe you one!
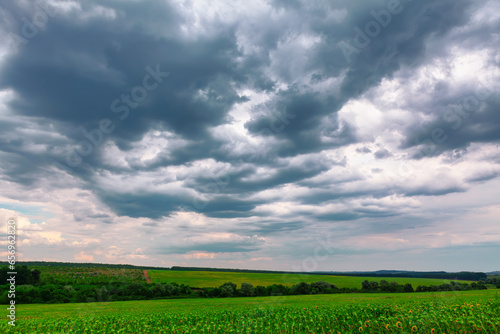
[0,0,499,271]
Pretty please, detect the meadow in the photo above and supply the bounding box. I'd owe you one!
[34,266,144,285]
[2,289,498,333]
[148,270,474,289]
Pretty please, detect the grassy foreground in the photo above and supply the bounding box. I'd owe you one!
[148,270,474,288]
[2,289,499,333]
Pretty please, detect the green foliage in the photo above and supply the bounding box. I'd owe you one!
[0,265,491,306]
[310,281,336,294]
[33,265,144,285]
[218,282,237,297]
[0,261,168,271]
[486,276,500,288]
[266,284,289,296]
[291,282,311,295]
[255,285,267,296]
[168,266,488,281]
[219,285,234,297]
[149,269,475,289]
[0,266,40,285]
[362,280,375,292]
[240,282,255,297]
[1,290,499,333]
[403,283,414,292]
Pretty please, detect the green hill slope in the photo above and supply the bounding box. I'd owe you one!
[148,270,474,288]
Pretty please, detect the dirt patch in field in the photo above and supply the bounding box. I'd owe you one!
[143,270,151,283]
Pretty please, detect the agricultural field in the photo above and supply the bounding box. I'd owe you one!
[34,266,145,285]
[2,289,499,333]
[148,270,474,289]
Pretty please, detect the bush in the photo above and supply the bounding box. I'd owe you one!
[310,281,335,294]
[240,282,255,297]
[361,280,378,292]
[403,283,414,293]
[255,285,267,296]
[267,284,289,296]
[220,285,234,297]
[123,283,149,297]
[219,283,237,297]
[291,282,311,295]
[150,283,166,297]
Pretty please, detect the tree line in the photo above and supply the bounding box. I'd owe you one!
[360,279,488,292]
[1,263,489,281]
[0,261,169,271]
[0,265,41,285]
[340,271,488,281]
[485,276,500,288]
[0,276,491,305]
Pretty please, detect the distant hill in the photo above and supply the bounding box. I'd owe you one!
[169,266,290,274]
[313,270,487,281]
[0,261,170,271]
[168,267,487,281]
[0,262,488,281]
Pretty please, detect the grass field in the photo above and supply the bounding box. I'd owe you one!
[2,289,499,333]
[148,270,475,288]
[35,266,144,285]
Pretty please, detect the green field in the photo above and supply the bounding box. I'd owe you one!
[2,289,499,333]
[34,266,144,285]
[148,270,474,288]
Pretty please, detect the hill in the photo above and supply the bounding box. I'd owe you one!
[0,261,170,270]
[313,270,487,281]
[148,270,476,289]
[487,271,500,275]
[2,262,488,281]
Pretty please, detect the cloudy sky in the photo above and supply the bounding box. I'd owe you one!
[0,0,499,272]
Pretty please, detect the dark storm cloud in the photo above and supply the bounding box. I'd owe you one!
[299,188,389,207]
[194,196,262,219]
[314,212,360,222]
[404,185,466,197]
[269,0,302,10]
[0,0,249,218]
[297,177,467,210]
[242,220,306,235]
[97,192,187,220]
[246,0,478,157]
[154,237,264,255]
[356,146,372,153]
[0,0,497,223]
[337,0,475,90]
[311,204,402,223]
[374,148,393,159]
[191,155,335,197]
[245,89,357,157]
[0,0,243,158]
[403,95,500,158]
[1,19,242,141]
[464,170,500,183]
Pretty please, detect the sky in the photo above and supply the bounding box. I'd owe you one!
[0,0,499,272]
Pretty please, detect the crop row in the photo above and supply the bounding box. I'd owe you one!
[2,292,499,333]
